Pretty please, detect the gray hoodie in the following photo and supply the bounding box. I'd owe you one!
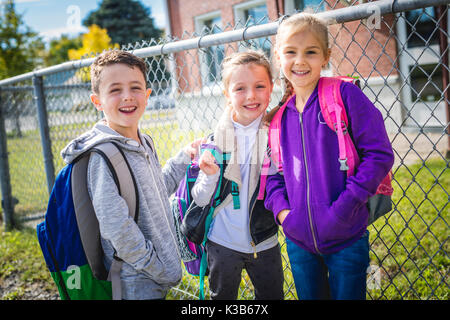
[61,120,190,299]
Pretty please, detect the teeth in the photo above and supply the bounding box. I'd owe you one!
[293,70,308,75]
[119,107,136,112]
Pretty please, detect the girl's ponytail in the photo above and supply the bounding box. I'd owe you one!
[280,77,294,105]
[265,77,294,124]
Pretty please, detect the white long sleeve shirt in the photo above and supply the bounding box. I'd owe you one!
[192,115,278,253]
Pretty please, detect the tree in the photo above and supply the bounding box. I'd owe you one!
[44,35,82,67]
[67,24,119,83]
[68,24,119,61]
[83,0,169,88]
[0,0,45,79]
[83,0,162,46]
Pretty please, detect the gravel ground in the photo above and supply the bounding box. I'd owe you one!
[0,272,59,300]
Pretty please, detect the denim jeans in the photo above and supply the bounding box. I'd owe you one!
[286,231,370,300]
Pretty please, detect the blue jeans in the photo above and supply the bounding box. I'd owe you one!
[286,231,370,300]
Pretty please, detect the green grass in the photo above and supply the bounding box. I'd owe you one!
[367,158,449,300]
[0,227,56,299]
[0,117,448,299]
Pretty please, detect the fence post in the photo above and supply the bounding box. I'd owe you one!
[437,5,450,159]
[33,76,55,194]
[0,88,15,230]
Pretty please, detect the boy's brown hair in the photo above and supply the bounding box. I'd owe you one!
[90,50,148,94]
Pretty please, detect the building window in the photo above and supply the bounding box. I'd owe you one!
[405,8,439,48]
[244,4,267,25]
[234,0,271,57]
[400,7,443,102]
[284,0,325,15]
[396,7,448,127]
[195,12,225,85]
[409,63,442,102]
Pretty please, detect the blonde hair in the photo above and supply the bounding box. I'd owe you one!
[276,12,330,106]
[221,50,273,93]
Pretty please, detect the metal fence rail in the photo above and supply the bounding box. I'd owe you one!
[0,0,448,300]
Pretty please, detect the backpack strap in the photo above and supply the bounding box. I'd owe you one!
[257,97,293,200]
[230,182,240,210]
[92,142,138,221]
[318,77,360,177]
[196,143,233,300]
[199,143,240,210]
[72,141,138,300]
[71,156,107,280]
[141,134,155,154]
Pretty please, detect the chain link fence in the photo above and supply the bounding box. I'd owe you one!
[0,0,448,300]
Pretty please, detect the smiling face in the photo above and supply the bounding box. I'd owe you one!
[276,29,330,99]
[90,63,151,140]
[224,63,273,126]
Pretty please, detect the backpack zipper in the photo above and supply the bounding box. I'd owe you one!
[250,241,258,259]
[299,113,321,254]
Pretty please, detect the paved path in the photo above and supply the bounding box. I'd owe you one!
[390,132,448,166]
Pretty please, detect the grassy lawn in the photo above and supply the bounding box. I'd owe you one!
[0,227,57,299]
[0,117,448,299]
[367,158,449,300]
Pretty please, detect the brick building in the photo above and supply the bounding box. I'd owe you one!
[162,0,447,131]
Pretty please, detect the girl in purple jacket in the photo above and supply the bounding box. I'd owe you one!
[265,13,394,299]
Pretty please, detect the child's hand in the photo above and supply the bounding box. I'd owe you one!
[199,150,220,176]
[277,209,290,225]
[183,138,206,160]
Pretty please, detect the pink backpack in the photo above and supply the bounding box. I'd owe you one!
[258,76,393,224]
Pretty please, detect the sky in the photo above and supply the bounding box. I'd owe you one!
[13,0,167,42]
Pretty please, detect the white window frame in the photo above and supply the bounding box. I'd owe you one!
[284,0,298,15]
[233,0,272,57]
[233,0,267,26]
[195,11,223,87]
[284,0,326,14]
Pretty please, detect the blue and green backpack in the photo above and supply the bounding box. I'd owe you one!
[36,141,141,300]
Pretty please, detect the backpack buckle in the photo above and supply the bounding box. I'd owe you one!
[213,198,221,207]
[231,182,240,210]
[334,121,348,135]
[339,158,349,171]
[231,182,239,196]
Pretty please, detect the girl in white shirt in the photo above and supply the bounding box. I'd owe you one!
[192,50,284,300]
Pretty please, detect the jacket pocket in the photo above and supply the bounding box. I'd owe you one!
[314,203,355,242]
[281,207,311,248]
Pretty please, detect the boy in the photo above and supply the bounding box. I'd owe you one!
[61,50,200,299]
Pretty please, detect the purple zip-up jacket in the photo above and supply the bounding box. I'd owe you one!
[264,80,394,255]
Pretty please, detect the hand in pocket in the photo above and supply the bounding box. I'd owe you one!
[277,209,290,225]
